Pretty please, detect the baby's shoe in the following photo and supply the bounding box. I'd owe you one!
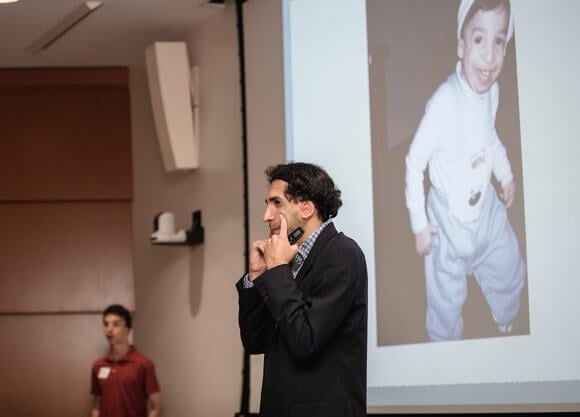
[493,313,513,334]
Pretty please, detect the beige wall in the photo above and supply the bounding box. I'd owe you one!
[128,1,288,414]
[243,0,286,410]
[129,2,281,415]
[127,1,287,414]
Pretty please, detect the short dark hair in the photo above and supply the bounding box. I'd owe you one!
[461,0,510,39]
[102,304,132,329]
[265,162,342,221]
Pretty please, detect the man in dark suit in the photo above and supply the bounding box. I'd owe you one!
[236,162,368,417]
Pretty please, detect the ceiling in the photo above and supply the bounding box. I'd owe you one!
[0,0,224,68]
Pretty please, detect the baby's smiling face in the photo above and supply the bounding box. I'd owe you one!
[458,3,509,94]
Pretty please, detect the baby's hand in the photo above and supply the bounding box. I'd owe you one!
[415,224,439,256]
[501,181,516,208]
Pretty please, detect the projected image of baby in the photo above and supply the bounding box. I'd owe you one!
[404,0,526,341]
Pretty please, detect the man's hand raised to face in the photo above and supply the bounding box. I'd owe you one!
[248,239,267,282]
[263,215,299,269]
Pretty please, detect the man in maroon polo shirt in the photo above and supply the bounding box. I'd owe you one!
[90,304,161,417]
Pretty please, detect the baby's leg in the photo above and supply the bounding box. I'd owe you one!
[425,246,469,341]
[473,190,526,331]
[425,190,470,341]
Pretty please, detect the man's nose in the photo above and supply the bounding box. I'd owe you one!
[263,206,274,222]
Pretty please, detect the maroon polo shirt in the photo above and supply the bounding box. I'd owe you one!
[91,346,160,417]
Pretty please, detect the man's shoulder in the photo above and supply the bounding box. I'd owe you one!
[338,233,365,257]
[127,347,156,366]
[91,355,109,369]
[324,228,365,258]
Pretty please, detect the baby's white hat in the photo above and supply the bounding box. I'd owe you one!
[457,0,514,42]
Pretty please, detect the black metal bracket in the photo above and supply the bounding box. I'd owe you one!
[185,210,204,245]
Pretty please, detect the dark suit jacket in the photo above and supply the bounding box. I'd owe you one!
[237,223,368,417]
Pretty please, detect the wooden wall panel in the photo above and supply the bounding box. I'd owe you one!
[0,67,135,417]
[0,202,134,312]
[0,314,107,417]
[0,68,132,201]
[0,67,134,314]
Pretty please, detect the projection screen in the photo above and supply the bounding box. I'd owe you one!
[283,0,580,411]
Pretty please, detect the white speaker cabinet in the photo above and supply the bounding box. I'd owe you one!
[145,42,199,171]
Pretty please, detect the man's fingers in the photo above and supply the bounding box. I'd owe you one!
[279,214,288,237]
[254,240,266,253]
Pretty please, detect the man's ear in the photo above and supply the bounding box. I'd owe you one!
[457,39,465,59]
[300,201,315,220]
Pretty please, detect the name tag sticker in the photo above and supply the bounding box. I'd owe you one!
[98,367,111,379]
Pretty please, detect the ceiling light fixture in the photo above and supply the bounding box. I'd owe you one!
[0,0,20,4]
[27,1,103,54]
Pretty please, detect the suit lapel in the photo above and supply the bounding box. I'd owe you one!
[295,223,339,282]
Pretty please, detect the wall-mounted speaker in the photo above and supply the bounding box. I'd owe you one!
[145,42,199,172]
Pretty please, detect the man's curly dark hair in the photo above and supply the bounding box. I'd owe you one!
[265,162,342,221]
[103,304,133,329]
